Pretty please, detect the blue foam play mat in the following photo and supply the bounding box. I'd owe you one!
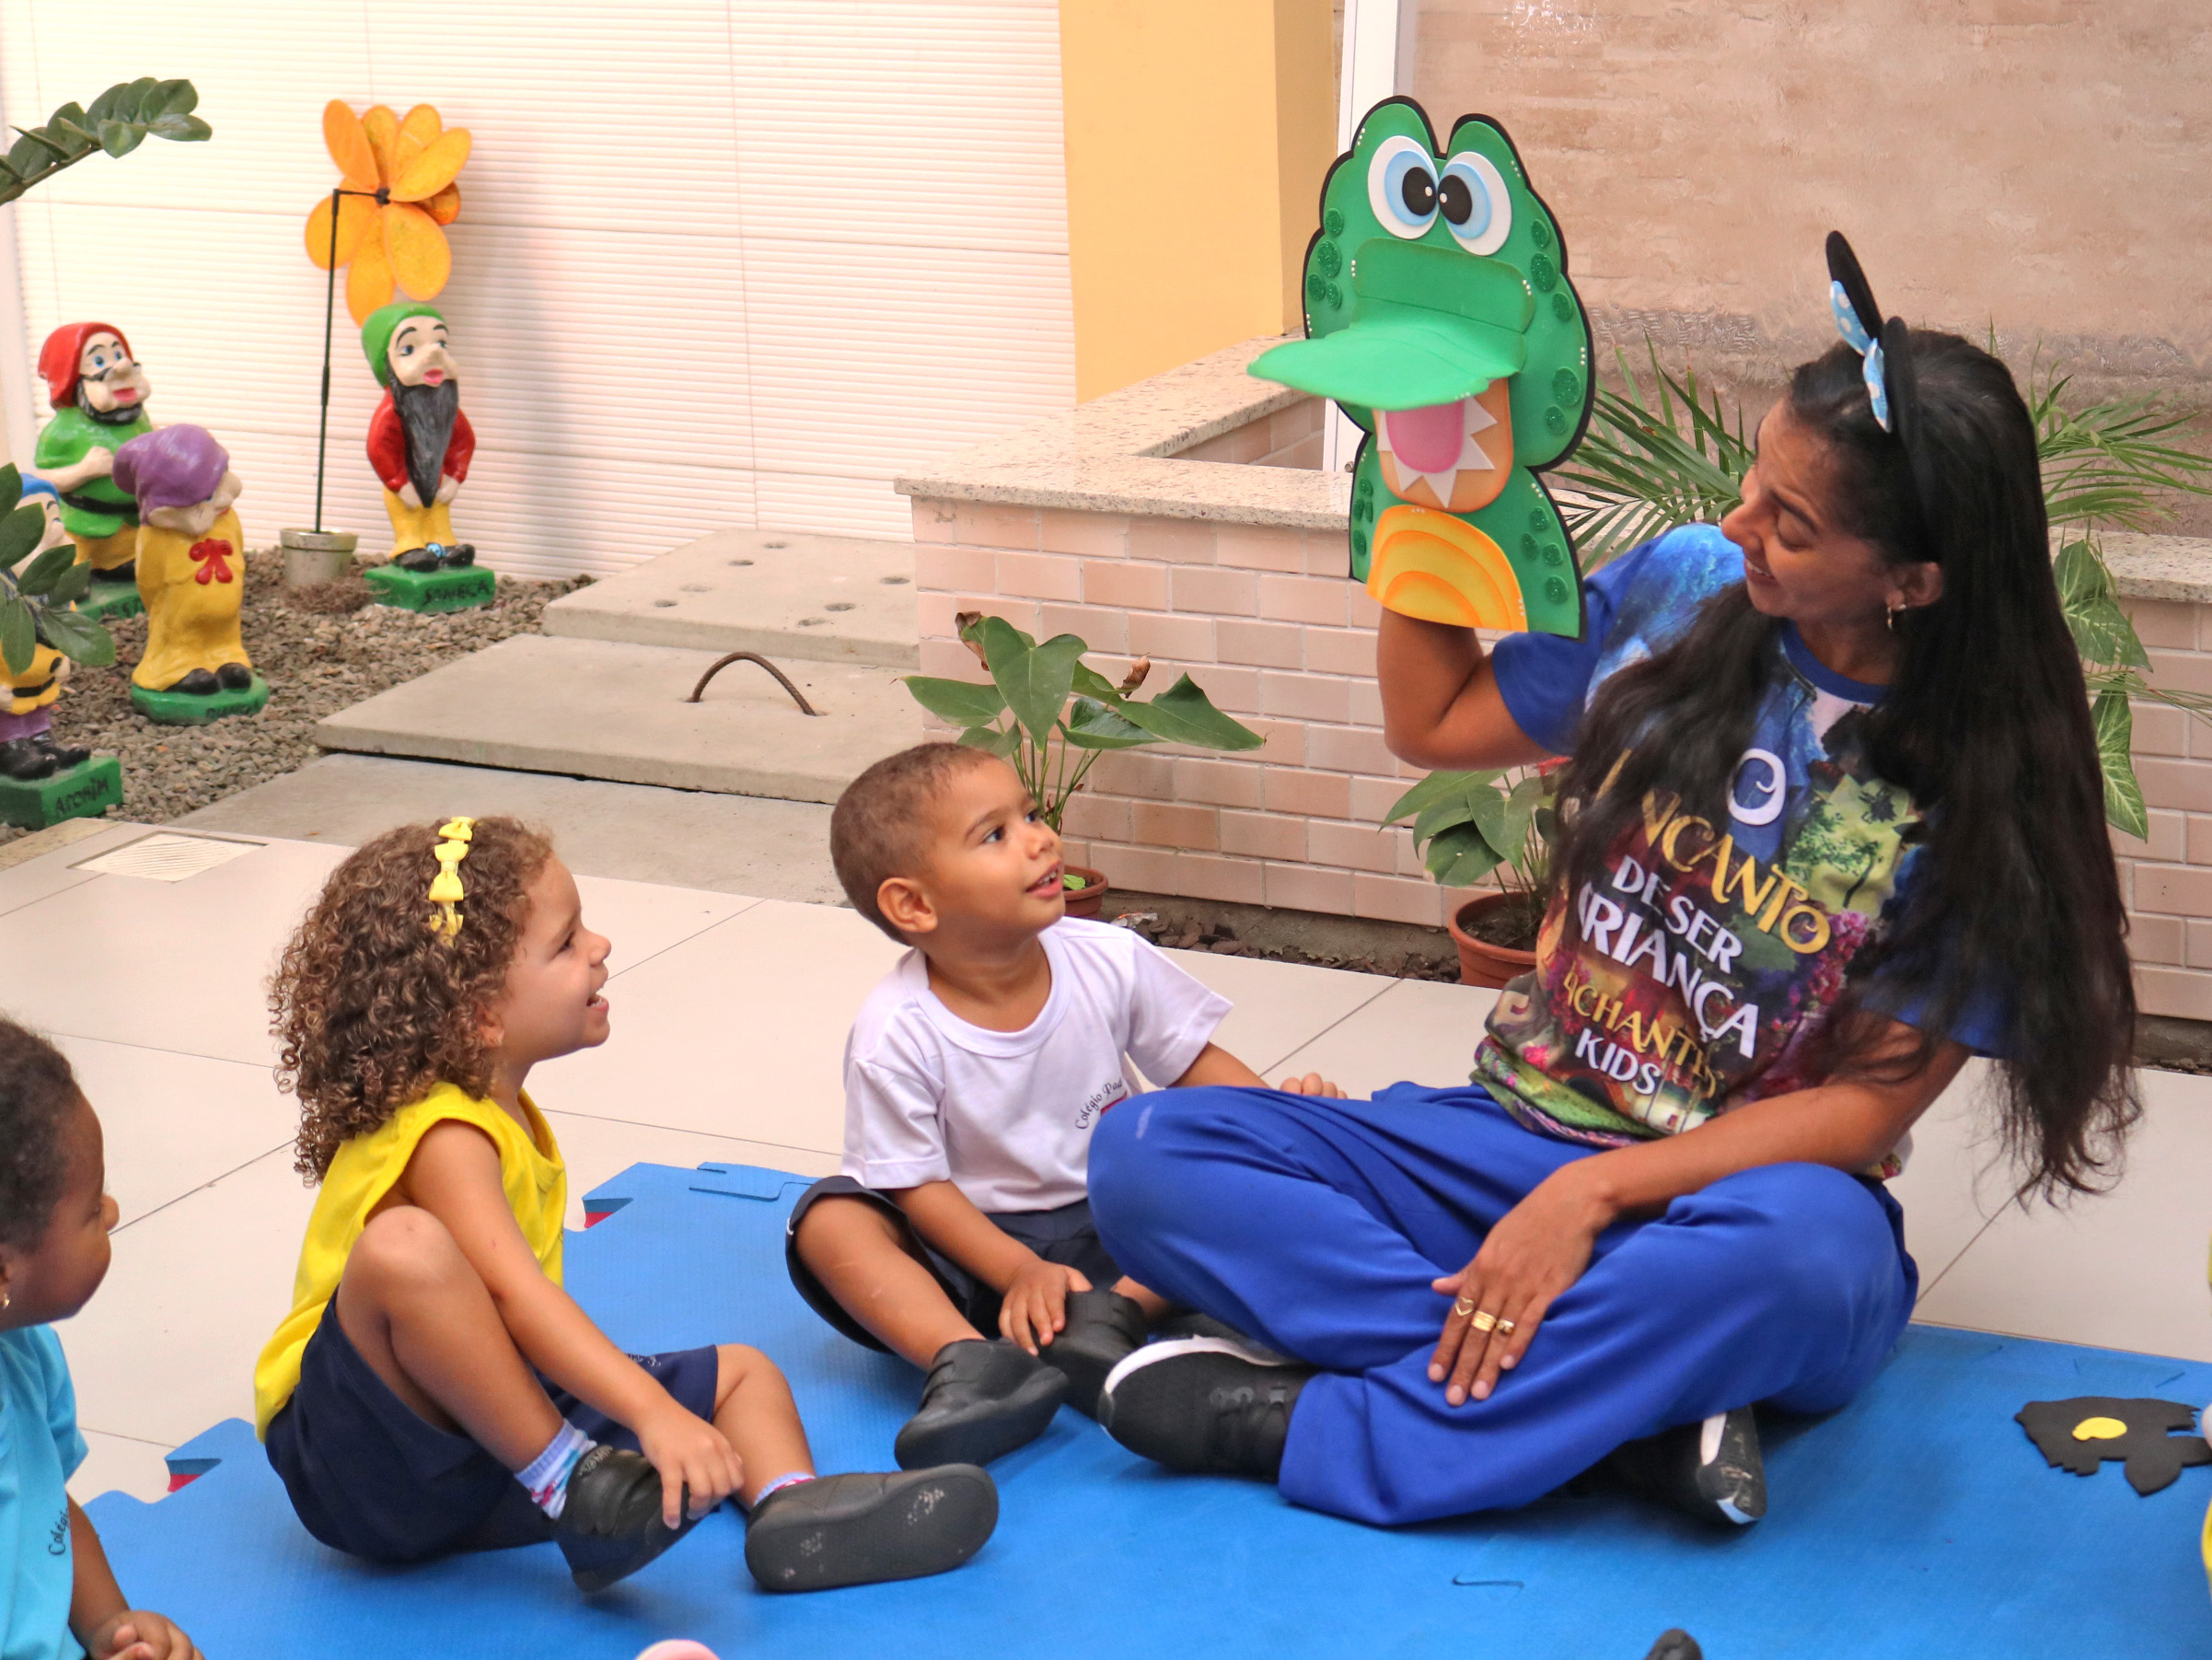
[88,1161,2212,1657]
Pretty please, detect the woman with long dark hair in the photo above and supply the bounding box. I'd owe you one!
[1081,238,2139,1527]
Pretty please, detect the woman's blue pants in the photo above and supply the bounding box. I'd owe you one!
[1087,1083,1917,1525]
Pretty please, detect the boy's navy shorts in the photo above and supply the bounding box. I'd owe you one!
[783,1174,1122,1353]
[264,1299,720,1563]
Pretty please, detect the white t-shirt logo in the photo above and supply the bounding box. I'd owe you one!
[1730,748,1786,827]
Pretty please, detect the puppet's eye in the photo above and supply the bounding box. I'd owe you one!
[1367,135,1439,239]
[1439,152,1512,256]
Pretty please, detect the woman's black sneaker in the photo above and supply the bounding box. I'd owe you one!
[1608,1407,1766,1527]
[893,1339,1068,1468]
[1097,1336,1311,1479]
[745,1466,997,1592]
[552,1444,701,1593]
[1039,1289,1149,1417]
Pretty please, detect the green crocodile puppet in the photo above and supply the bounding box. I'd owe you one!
[1252,99,1594,636]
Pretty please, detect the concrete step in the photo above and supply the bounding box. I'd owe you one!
[543,528,919,668]
[316,635,921,805]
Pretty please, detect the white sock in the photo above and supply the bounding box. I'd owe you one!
[518,1421,596,1518]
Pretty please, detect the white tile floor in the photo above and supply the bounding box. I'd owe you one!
[14,824,2208,1509]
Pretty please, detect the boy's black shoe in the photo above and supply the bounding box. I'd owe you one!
[1098,1336,1311,1480]
[552,1444,702,1593]
[1607,1407,1766,1527]
[1040,1288,1149,1417]
[745,1465,997,1592]
[893,1339,1069,1469]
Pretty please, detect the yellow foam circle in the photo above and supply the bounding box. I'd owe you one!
[2071,1416,2129,1442]
[1366,505,1527,631]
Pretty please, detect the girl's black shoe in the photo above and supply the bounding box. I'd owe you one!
[746,1466,997,1592]
[553,1444,701,1593]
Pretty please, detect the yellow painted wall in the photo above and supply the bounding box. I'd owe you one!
[1058,0,1336,402]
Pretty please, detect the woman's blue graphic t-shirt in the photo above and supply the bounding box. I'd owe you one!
[1477,524,2001,1172]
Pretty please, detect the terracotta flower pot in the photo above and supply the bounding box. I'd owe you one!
[1061,865,1110,921]
[1448,892,1539,989]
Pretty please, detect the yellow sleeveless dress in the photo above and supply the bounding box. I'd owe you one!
[132,506,252,691]
[253,1083,566,1438]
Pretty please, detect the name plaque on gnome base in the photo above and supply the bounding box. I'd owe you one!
[72,584,144,622]
[129,674,270,726]
[363,563,495,614]
[0,754,122,830]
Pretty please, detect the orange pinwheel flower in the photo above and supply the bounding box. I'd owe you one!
[304,100,470,324]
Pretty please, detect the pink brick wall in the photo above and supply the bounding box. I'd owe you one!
[1171,398,1326,471]
[2116,598,2212,1020]
[910,493,1461,927]
[911,508,2212,1002]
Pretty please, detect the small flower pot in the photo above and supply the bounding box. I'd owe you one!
[281,528,358,589]
[1448,892,1540,989]
[1062,865,1110,921]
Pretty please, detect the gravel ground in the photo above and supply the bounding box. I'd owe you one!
[14,552,583,844]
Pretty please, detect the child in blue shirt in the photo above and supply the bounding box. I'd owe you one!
[0,1018,199,1660]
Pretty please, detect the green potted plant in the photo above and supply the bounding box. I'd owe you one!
[902,611,1262,917]
[1384,763,1558,987]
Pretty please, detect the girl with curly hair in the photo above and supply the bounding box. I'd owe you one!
[0,1017,199,1660]
[252,817,996,1595]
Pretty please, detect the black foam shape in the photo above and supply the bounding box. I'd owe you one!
[1824,231,1884,342]
[2015,1396,2212,1496]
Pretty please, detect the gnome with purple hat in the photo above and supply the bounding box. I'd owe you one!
[112,424,255,704]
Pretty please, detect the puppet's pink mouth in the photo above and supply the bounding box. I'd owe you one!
[1381,402,1465,473]
[109,387,140,402]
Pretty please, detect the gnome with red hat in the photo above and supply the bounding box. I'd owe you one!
[30,322,154,598]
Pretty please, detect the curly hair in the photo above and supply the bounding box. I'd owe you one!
[0,1018,86,1252]
[272,817,553,1181]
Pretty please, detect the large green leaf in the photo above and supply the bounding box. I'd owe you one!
[2091,689,2148,841]
[1425,822,1506,888]
[120,77,158,121]
[901,674,1006,726]
[1117,674,1262,751]
[0,506,36,572]
[16,543,76,598]
[86,85,124,123]
[0,465,19,508]
[1060,695,1154,750]
[1071,662,1125,704]
[1410,792,1481,846]
[966,613,1035,656]
[2055,539,2150,669]
[38,605,113,667]
[1383,768,1486,827]
[149,113,211,143]
[989,629,1084,748]
[149,79,197,119]
[955,724,1019,759]
[0,598,33,675]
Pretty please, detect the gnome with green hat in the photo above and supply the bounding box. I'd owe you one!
[363,300,476,572]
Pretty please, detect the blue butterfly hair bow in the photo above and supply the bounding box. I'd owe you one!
[1828,279,1891,433]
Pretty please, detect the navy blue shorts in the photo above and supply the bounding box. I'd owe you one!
[784,1175,1122,1354]
[264,1299,720,1563]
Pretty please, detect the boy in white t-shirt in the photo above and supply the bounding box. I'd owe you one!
[788,743,1338,1469]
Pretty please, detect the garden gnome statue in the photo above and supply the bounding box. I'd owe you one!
[32,322,152,601]
[363,301,475,571]
[0,479,91,783]
[113,425,263,719]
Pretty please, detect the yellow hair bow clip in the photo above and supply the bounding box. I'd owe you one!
[429,816,475,936]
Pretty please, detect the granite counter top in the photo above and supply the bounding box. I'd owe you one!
[895,337,1353,531]
[896,338,2212,599]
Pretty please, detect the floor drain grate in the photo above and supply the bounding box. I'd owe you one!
[75,832,262,882]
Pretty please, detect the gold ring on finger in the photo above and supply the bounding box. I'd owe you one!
[1453,1294,1477,1318]
[1495,1318,1517,1336]
[1470,1309,1500,1333]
